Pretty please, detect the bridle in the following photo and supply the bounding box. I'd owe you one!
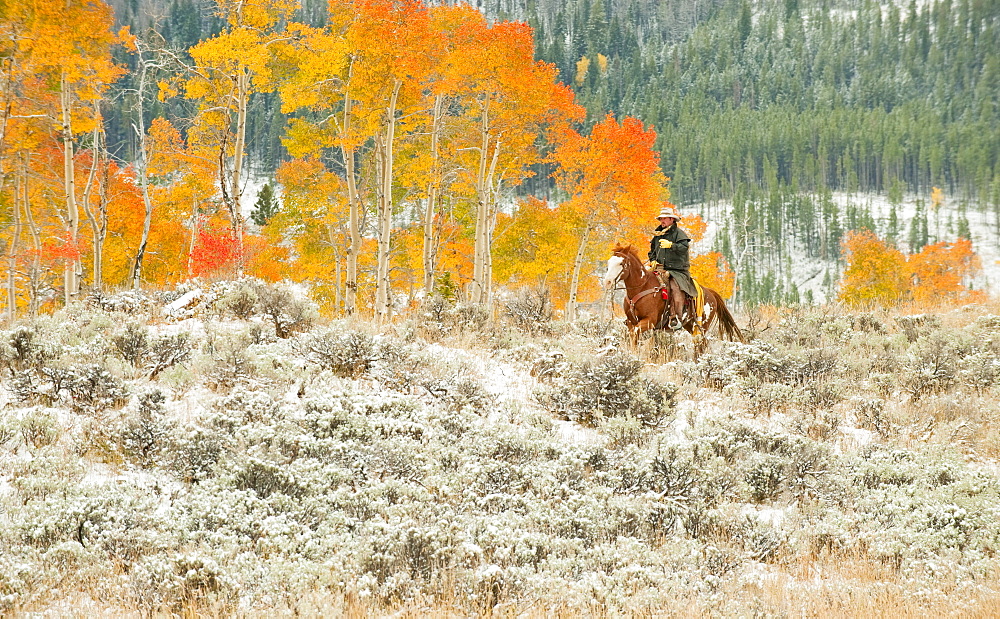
[611,251,663,323]
[607,251,629,293]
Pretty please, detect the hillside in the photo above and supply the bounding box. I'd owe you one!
[2,282,1000,615]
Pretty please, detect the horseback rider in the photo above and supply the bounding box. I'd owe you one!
[648,205,697,330]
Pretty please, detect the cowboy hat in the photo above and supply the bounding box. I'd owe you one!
[656,205,682,220]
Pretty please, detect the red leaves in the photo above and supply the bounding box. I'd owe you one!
[189,219,242,278]
[43,232,84,262]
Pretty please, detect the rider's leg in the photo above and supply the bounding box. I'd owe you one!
[667,277,685,330]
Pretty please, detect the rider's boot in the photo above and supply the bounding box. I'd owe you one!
[668,279,685,330]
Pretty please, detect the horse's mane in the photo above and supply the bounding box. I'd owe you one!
[612,243,644,264]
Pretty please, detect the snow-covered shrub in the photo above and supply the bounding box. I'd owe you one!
[528,349,568,383]
[205,340,257,390]
[17,407,61,449]
[6,443,85,502]
[421,373,490,413]
[731,515,785,561]
[147,332,192,379]
[743,454,786,502]
[298,328,375,377]
[114,389,168,468]
[453,302,490,332]
[130,553,236,614]
[233,457,309,499]
[535,351,675,427]
[850,312,887,334]
[1,325,58,371]
[87,289,156,315]
[161,423,227,482]
[852,397,891,437]
[218,280,259,319]
[957,348,1000,393]
[112,321,150,367]
[0,556,38,614]
[896,314,941,343]
[731,379,798,417]
[255,283,318,338]
[415,294,463,341]
[501,287,553,335]
[65,364,129,413]
[368,341,435,393]
[901,332,963,400]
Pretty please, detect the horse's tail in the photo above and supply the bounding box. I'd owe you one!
[711,290,745,343]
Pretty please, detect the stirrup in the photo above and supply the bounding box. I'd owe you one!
[668,316,683,331]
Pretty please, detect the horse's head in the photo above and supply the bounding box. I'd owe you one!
[602,253,626,290]
[604,243,643,289]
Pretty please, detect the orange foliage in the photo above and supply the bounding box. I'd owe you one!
[243,234,288,282]
[908,238,981,306]
[550,113,667,231]
[691,252,735,299]
[683,213,708,243]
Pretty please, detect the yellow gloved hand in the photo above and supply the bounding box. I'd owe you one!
[659,239,673,249]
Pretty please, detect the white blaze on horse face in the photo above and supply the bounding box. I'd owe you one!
[603,255,624,289]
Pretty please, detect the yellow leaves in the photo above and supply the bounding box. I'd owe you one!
[691,252,735,299]
[839,230,909,308]
[117,26,138,52]
[275,23,348,113]
[596,53,609,74]
[282,118,335,159]
[157,80,179,102]
[575,56,590,85]
[931,186,944,210]
[575,54,608,85]
[215,0,299,29]
[188,28,273,92]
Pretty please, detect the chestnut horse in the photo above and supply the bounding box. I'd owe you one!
[602,243,744,354]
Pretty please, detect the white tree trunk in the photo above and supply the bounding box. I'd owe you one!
[130,45,155,290]
[81,113,104,292]
[231,69,249,269]
[342,65,361,316]
[471,94,495,306]
[566,225,592,322]
[22,160,42,317]
[60,74,79,303]
[422,94,443,294]
[6,159,24,321]
[375,80,401,322]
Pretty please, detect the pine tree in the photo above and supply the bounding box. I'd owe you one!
[251,183,279,227]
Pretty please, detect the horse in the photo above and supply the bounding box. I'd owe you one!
[602,243,745,355]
